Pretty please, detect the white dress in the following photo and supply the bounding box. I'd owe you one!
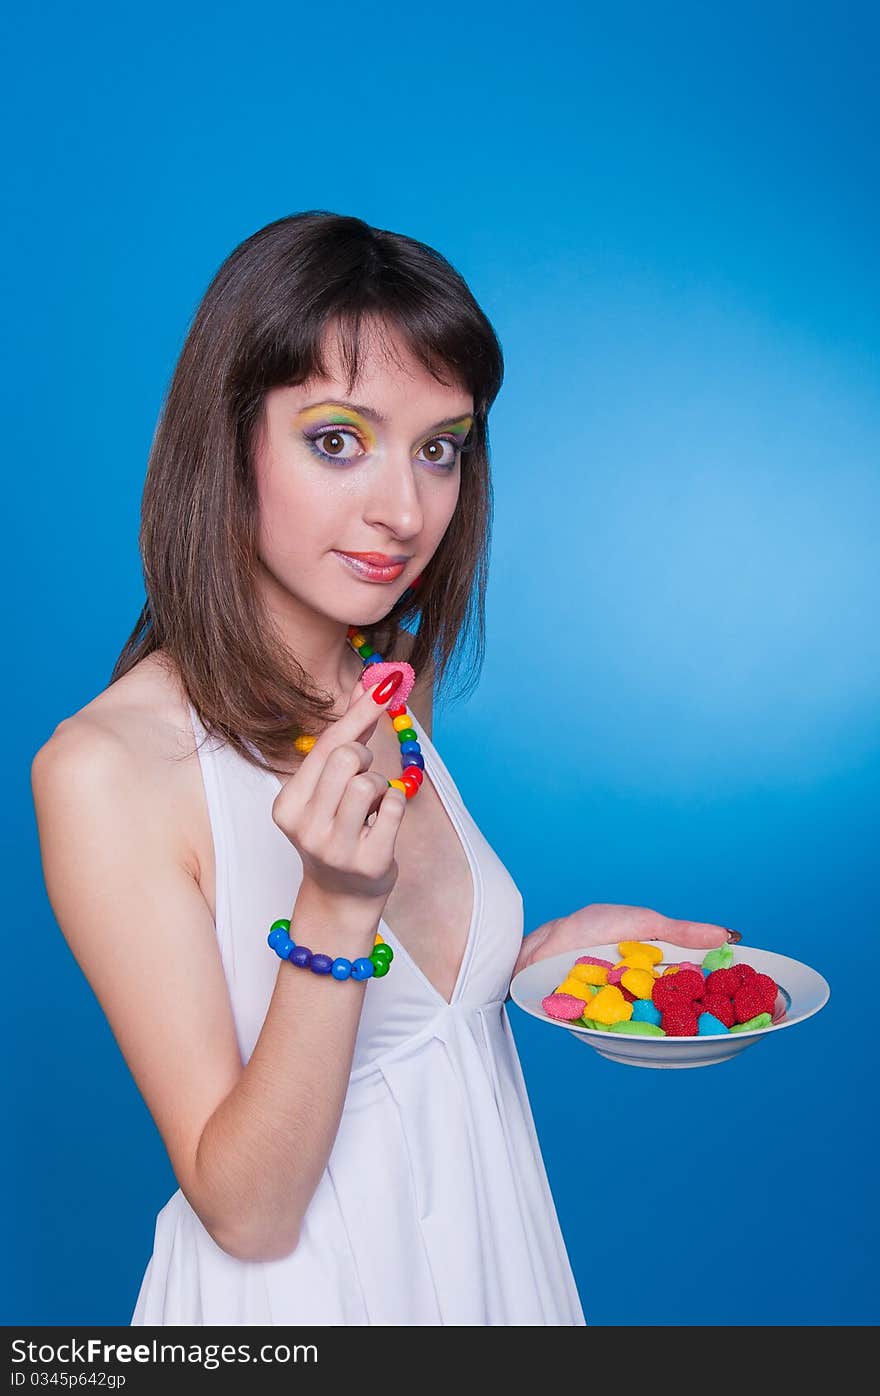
[130,702,586,1326]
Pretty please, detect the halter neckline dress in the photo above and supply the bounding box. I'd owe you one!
[130,702,586,1326]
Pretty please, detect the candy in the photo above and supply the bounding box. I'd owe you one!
[733,974,778,1023]
[555,974,596,1000]
[618,941,663,965]
[631,999,663,1026]
[699,992,737,1028]
[652,969,705,1012]
[544,941,782,1040]
[607,1020,666,1036]
[569,962,609,986]
[620,968,655,999]
[614,953,659,973]
[661,1007,700,1036]
[701,943,734,973]
[583,985,634,1025]
[730,1012,772,1033]
[361,661,416,708]
[541,992,589,1020]
[697,1012,730,1035]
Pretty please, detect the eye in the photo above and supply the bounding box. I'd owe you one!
[303,428,364,463]
[419,436,462,469]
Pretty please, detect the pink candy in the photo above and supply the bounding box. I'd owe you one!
[541,992,588,1021]
[361,661,416,709]
[575,956,614,969]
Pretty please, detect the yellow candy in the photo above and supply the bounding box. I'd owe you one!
[617,940,663,965]
[662,964,680,976]
[568,962,609,986]
[555,975,593,1002]
[615,954,658,974]
[620,967,655,999]
[583,985,633,1025]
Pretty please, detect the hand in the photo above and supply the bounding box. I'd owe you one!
[522,902,740,972]
[271,668,409,906]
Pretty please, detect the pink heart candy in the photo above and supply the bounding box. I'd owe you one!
[361,661,416,709]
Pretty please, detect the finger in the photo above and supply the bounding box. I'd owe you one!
[660,918,730,950]
[332,767,393,839]
[306,743,376,830]
[295,671,403,804]
[360,782,407,854]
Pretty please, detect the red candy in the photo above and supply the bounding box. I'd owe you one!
[652,969,705,1012]
[661,1007,700,1036]
[700,991,737,1028]
[733,973,778,1023]
[705,965,755,996]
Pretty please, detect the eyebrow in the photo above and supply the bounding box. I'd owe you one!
[300,399,474,433]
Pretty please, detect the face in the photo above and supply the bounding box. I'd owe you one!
[252,320,474,648]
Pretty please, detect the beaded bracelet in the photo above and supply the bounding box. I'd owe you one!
[267,918,394,981]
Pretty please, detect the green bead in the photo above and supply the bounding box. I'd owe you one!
[269,918,291,935]
[396,728,417,743]
[357,643,374,657]
[371,955,391,977]
[372,944,393,963]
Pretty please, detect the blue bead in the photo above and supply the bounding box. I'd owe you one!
[268,927,289,950]
[363,654,384,667]
[277,934,294,958]
[400,752,424,769]
[399,740,421,754]
[351,957,376,980]
[311,953,333,975]
[289,945,312,968]
[331,957,353,980]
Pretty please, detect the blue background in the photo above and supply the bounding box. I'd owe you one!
[4,1,877,1326]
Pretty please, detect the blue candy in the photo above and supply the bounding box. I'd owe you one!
[697,1011,729,1035]
[631,999,662,1026]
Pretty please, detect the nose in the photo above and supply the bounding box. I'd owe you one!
[362,444,425,540]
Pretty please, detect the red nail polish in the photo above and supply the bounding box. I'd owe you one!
[372,670,404,704]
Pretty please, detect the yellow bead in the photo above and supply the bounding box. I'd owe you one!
[294,734,317,753]
[388,779,407,792]
[391,713,412,731]
[350,632,366,648]
[374,933,385,945]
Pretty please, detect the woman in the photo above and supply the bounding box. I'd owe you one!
[31,211,738,1325]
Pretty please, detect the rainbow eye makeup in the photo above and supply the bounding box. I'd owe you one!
[293,402,474,471]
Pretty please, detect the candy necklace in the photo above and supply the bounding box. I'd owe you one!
[267,623,424,982]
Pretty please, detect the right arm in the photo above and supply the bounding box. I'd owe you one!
[30,676,407,1264]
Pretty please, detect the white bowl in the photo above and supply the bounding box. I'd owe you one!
[509,940,830,1069]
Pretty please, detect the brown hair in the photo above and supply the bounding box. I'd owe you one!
[109,210,505,776]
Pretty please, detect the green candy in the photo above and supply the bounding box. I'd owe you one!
[729,1012,772,1032]
[607,1020,666,1036]
[701,943,734,972]
[579,1017,604,1030]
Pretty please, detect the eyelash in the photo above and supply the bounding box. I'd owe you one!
[302,427,471,470]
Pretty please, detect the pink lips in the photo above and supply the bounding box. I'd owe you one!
[335,552,409,583]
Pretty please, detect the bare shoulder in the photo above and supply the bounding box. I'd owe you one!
[31,652,201,879]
